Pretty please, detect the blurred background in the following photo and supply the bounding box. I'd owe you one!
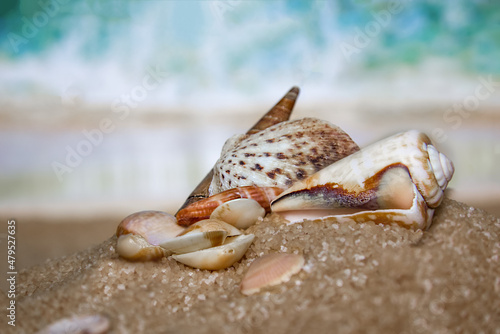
[0,0,499,273]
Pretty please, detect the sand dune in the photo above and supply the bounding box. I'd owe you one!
[12,198,500,333]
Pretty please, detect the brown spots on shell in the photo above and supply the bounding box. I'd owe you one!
[210,118,360,194]
[266,168,283,180]
[296,169,307,180]
[276,153,287,159]
[266,171,276,179]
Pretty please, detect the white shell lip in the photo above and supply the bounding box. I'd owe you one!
[276,183,434,230]
[160,230,228,254]
[171,234,255,271]
[160,219,242,255]
[179,219,242,237]
[210,198,266,229]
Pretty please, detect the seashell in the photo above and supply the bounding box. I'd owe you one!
[116,234,167,261]
[246,86,299,135]
[176,186,283,226]
[36,314,110,334]
[176,86,299,213]
[160,219,241,254]
[116,210,185,261]
[179,218,242,236]
[172,234,255,270]
[240,253,305,296]
[210,198,266,229]
[209,117,360,195]
[271,130,454,230]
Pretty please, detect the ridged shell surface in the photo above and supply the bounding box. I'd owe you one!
[240,253,305,295]
[209,117,359,194]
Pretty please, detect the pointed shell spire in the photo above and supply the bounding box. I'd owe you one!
[177,87,300,213]
[246,86,299,135]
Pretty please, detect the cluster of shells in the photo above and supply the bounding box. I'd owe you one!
[115,87,454,295]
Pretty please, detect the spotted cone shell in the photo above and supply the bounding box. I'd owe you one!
[209,117,360,194]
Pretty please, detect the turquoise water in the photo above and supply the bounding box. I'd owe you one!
[1,1,499,214]
[1,0,499,106]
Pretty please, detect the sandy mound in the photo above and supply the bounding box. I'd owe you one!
[13,198,500,333]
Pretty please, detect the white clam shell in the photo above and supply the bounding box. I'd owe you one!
[116,211,185,261]
[116,211,185,246]
[271,130,454,230]
[172,234,255,271]
[210,198,266,229]
[160,219,241,254]
[36,314,110,334]
[160,230,228,255]
[240,253,305,295]
[116,234,166,261]
[209,117,359,194]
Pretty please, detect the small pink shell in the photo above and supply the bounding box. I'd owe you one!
[240,253,305,295]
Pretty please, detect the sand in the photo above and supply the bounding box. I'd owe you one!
[9,198,500,334]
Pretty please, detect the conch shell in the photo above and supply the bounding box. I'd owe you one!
[271,130,454,230]
[209,117,360,195]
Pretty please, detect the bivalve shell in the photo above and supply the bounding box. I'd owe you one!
[116,234,167,261]
[160,219,241,254]
[210,198,266,229]
[240,253,305,295]
[116,211,185,261]
[172,234,255,270]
